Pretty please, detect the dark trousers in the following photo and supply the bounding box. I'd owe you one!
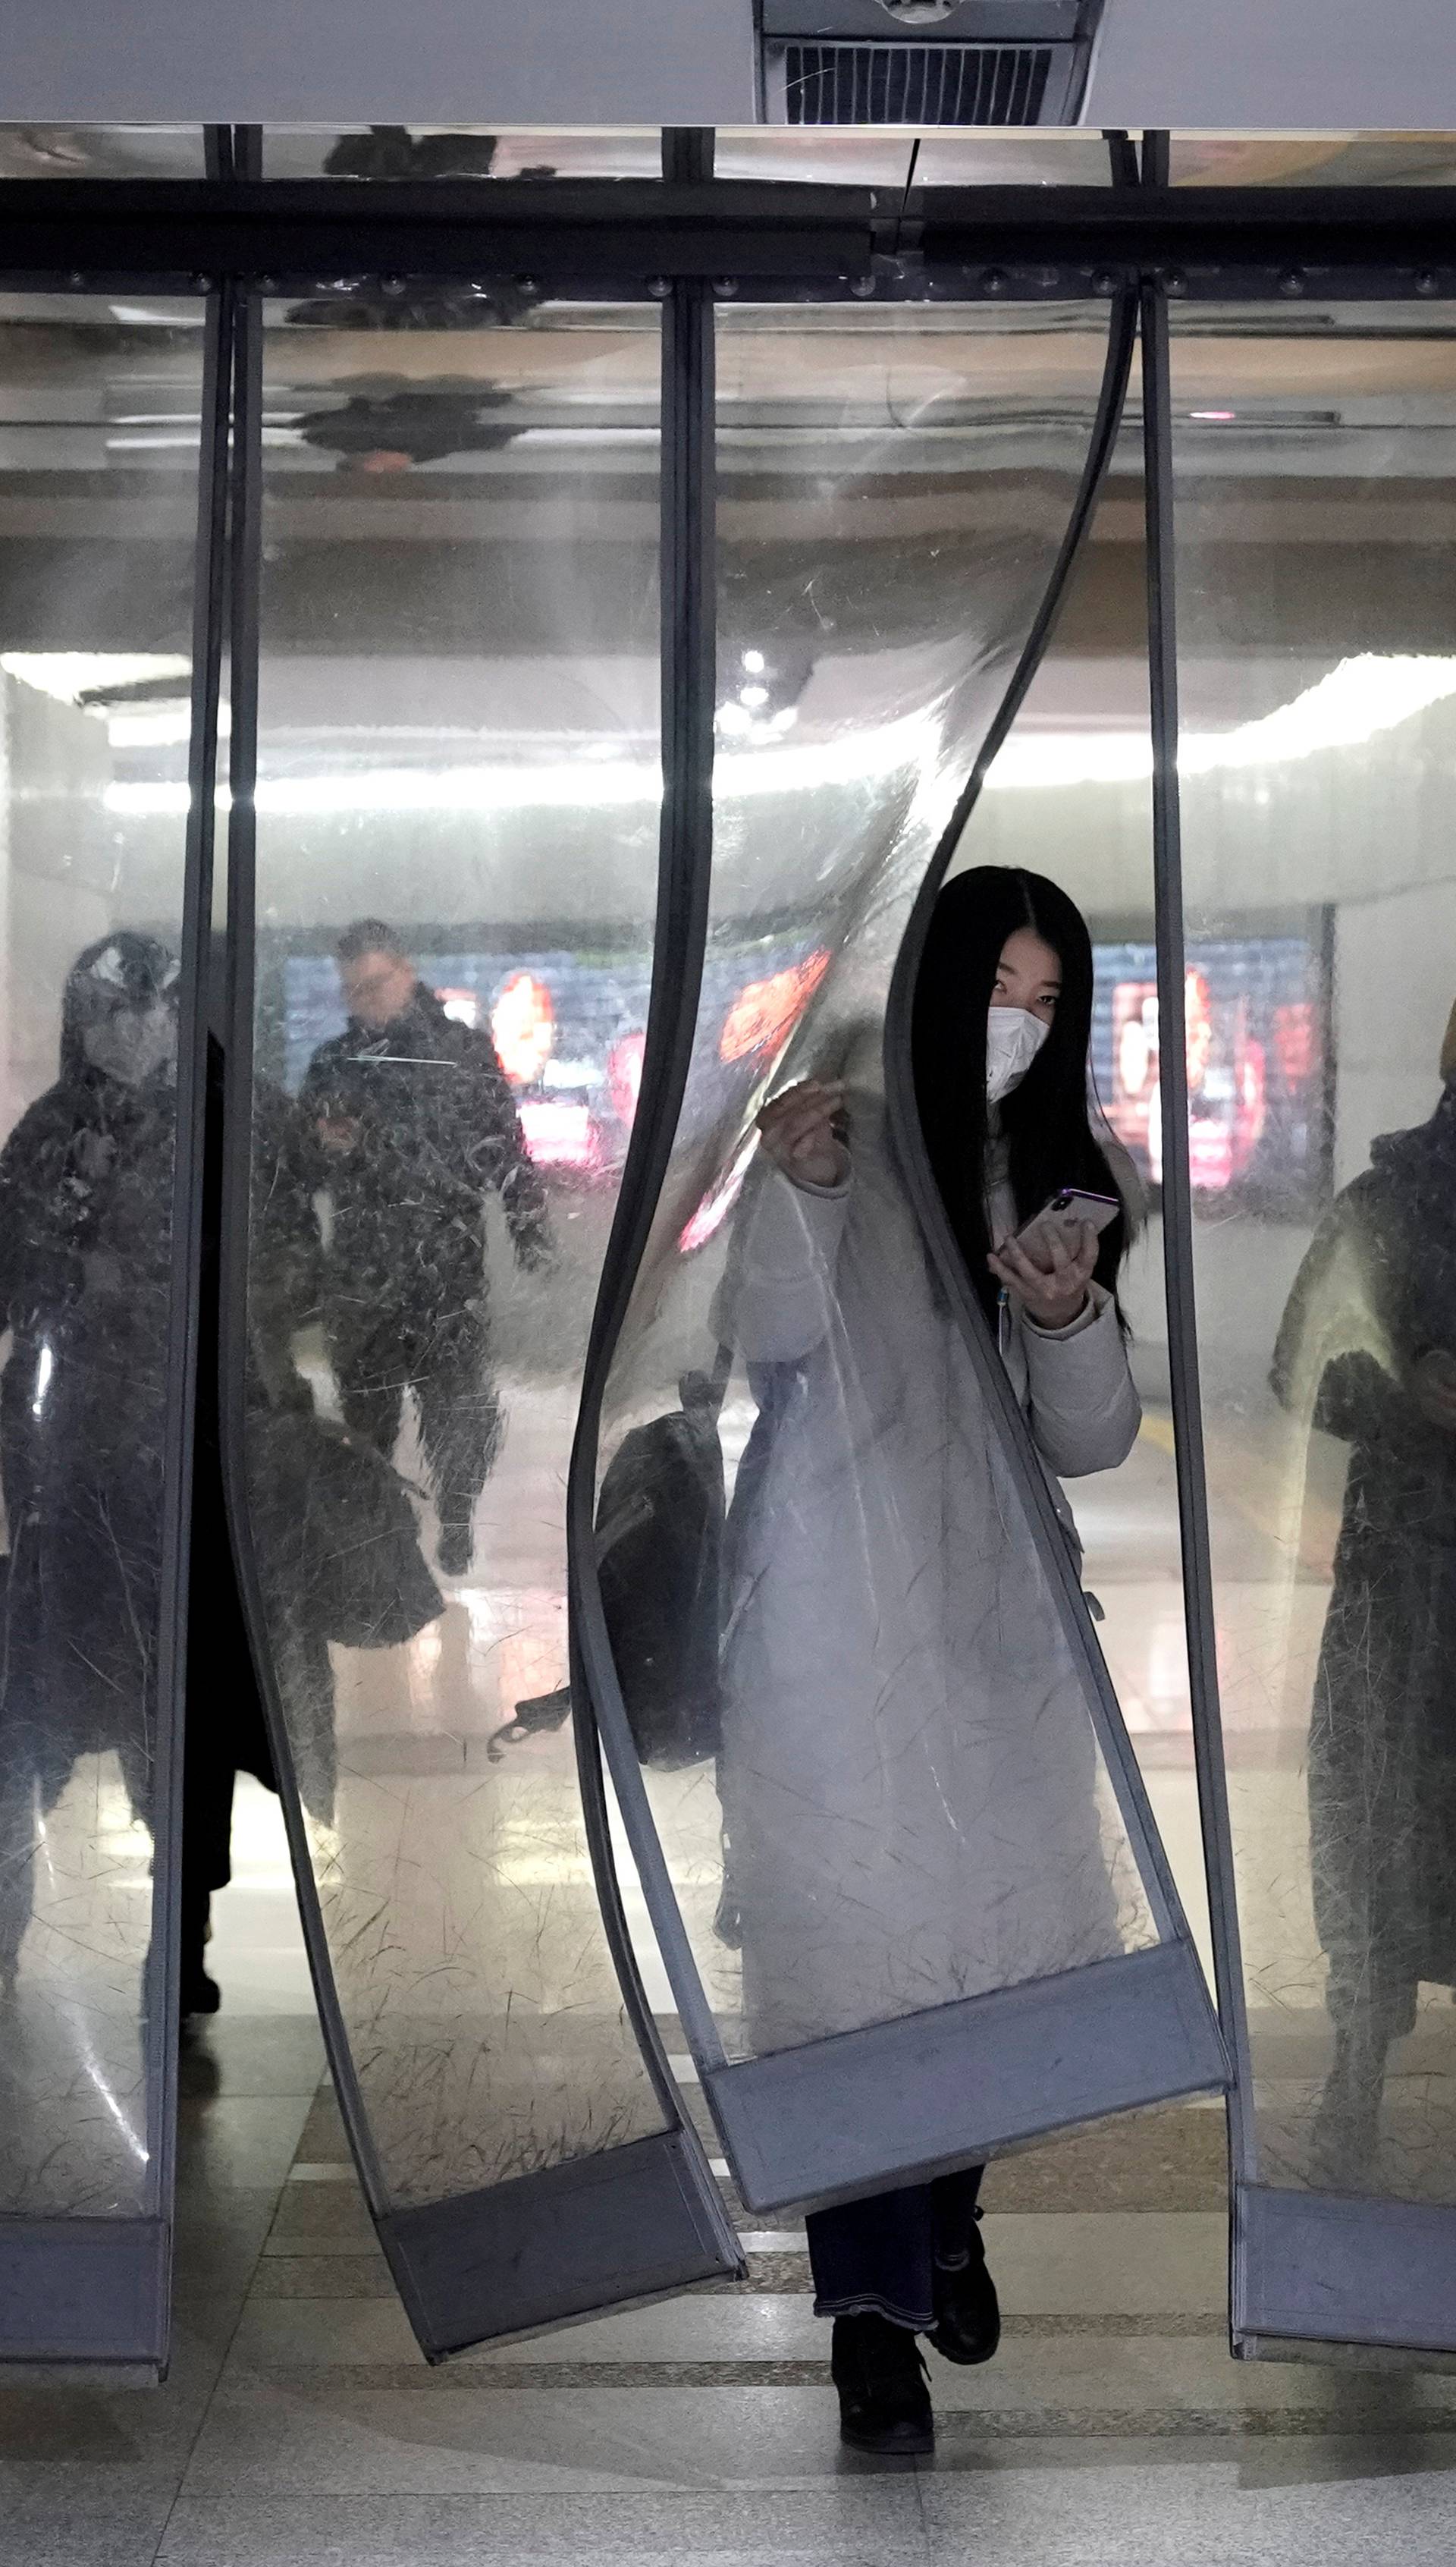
[328,1297,502,1540]
[805,2167,984,2332]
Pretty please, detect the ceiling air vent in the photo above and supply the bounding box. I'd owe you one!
[760,0,1105,124]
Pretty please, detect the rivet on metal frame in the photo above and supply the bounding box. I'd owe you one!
[381,275,409,297]
[67,272,87,291]
[256,277,278,295]
[1278,269,1307,298]
[1416,270,1442,297]
[849,272,878,299]
[516,276,541,300]
[191,275,214,294]
[1163,269,1188,297]
[1090,269,1119,297]
[647,277,673,300]
[981,268,1009,297]
[712,277,741,299]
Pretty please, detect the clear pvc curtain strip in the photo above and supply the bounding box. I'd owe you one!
[879,286,1195,1940]
[572,263,1226,2212]
[0,276,230,2369]
[219,250,739,2358]
[1142,181,1456,2361]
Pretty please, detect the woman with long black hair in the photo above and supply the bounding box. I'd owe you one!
[716,865,1141,2455]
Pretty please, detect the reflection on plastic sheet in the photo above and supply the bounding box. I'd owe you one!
[278,935,838,1192]
[0,301,204,2219]
[1094,935,1326,1208]
[243,304,674,2207]
[1173,319,1456,2218]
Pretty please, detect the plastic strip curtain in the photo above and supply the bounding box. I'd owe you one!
[573,278,1226,2217]
[218,269,739,2363]
[1147,248,1456,2356]
[0,278,227,2365]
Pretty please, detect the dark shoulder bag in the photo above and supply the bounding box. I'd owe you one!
[594,1353,731,1771]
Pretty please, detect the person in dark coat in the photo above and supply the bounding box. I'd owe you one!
[180,1035,324,2019]
[0,934,181,1990]
[1272,1004,1456,2179]
[299,921,552,1577]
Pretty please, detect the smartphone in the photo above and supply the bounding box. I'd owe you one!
[1014,1187,1120,1255]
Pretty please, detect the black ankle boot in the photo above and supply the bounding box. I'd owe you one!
[179,1890,221,2024]
[830,2312,934,2455]
[928,2217,1000,2367]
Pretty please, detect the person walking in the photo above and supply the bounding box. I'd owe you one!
[716,866,1142,2455]
[1273,1000,1456,2182]
[300,921,552,1577]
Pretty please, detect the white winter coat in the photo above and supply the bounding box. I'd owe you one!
[714,1030,1143,2055]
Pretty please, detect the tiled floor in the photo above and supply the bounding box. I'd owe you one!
[8,1389,1456,2562]
[6,1799,1456,2567]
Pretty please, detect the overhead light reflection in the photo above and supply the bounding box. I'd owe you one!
[105,712,930,820]
[985,655,1456,791]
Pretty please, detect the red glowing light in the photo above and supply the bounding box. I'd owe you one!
[719,950,831,1065]
[607,1029,646,1128]
[518,1098,599,1171]
[491,972,555,1087]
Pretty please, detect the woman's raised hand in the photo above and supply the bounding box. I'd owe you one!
[987,1220,1097,1330]
[758,1080,849,1191]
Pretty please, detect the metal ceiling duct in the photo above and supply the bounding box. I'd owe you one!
[758,0,1106,124]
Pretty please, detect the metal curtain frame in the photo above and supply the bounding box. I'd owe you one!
[570,233,1225,2217]
[565,240,736,2073]
[1135,140,1262,2364]
[1138,262,1256,2163]
[11,171,1456,298]
[0,277,231,2369]
[217,259,741,2363]
[565,124,739,2082]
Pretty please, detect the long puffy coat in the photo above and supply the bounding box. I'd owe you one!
[1272,1086,1456,2040]
[715,1031,1143,2055]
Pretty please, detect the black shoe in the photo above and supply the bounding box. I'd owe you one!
[437,1524,475,1579]
[180,1964,221,2021]
[928,2222,1001,2367]
[831,2313,934,2456]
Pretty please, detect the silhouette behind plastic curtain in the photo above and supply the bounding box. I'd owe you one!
[1153,285,1456,2355]
[575,291,1226,2216]
[0,287,222,2366]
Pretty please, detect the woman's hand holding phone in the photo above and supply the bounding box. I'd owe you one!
[988,1218,1097,1329]
[758,1080,849,1191]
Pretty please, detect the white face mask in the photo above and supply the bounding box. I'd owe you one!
[985,1004,1050,1104]
[81,1002,177,1089]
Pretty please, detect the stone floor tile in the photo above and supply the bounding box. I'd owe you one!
[178,2383,929,2496]
[920,2435,1456,2563]
[155,2484,930,2565]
